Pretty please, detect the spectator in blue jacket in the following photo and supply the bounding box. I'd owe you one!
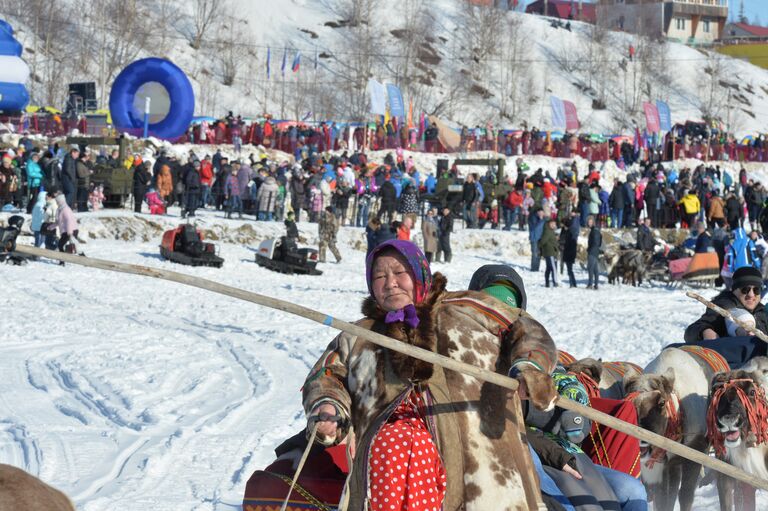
[25,151,43,214]
[529,208,546,272]
[694,223,712,253]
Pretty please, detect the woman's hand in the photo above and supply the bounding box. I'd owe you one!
[562,464,582,480]
[310,403,340,443]
[702,328,718,340]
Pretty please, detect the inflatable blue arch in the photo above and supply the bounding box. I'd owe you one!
[0,19,30,112]
[109,58,194,139]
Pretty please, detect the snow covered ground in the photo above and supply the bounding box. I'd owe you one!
[1,207,766,510]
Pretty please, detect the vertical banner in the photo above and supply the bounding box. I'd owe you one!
[563,100,580,131]
[292,51,301,73]
[656,100,672,132]
[266,47,271,79]
[386,83,405,119]
[550,96,566,130]
[643,102,661,133]
[281,48,287,77]
[368,79,387,116]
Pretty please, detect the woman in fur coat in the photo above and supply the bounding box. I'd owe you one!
[303,240,558,511]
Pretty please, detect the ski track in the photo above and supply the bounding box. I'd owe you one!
[0,209,763,510]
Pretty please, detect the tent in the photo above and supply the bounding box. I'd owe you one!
[90,109,113,125]
[427,115,460,152]
[25,105,62,114]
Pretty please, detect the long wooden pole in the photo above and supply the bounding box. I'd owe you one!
[12,245,768,491]
[687,291,768,344]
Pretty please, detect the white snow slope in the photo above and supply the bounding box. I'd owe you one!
[1,206,765,510]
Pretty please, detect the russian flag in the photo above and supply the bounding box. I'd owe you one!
[292,51,301,72]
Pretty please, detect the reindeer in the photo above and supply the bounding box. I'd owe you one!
[708,368,768,511]
[608,249,648,286]
[0,464,75,511]
[566,357,643,400]
[623,346,728,511]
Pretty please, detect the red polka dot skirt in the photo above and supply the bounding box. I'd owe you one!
[368,392,447,511]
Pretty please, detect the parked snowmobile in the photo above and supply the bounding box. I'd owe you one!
[159,224,224,268]
[255,236,322,275]
[0,215,28,265]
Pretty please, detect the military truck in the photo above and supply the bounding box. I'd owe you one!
[66,136,133,208]
[422,158,507,217]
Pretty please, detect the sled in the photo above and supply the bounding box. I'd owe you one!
[1,215,33,265]
[159,224,224,268]
[668,256,692,281]
[681,252,719,287]
[243,432,347,511]
[255,238,322,276]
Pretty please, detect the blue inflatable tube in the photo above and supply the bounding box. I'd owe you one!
[109,58,194,139]
[0,20,21,56]
[0,82,29,112]
[0,38,21,56]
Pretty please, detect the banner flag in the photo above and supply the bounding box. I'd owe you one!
[266,47,271,79]
[386,83,405,118]
[550,96,566,130]
[281,48,287,77]
[656,100,672,132]
[563,100,580,131]
[368,79,387,116]
[292,51,301,73]
[643,102,661,133]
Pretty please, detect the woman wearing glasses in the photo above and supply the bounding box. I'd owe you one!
[684,266,768,342]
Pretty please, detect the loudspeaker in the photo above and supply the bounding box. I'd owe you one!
[67,82,97,112]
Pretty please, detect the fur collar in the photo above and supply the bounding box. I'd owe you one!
[361,272,447,383]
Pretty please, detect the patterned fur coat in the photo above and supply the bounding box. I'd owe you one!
[303,273,558,510]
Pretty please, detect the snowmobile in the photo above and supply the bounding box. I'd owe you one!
[0,215,28,265]
[255,236,322,275]
[159,224,224,268]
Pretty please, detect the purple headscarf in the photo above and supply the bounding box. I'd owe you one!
[366,240,432,303]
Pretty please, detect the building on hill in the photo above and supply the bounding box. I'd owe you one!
[525,0,597,24]
[717,23,768,70]
[723,22,768,43]
[597,0,728,44]
[467,0,519,8]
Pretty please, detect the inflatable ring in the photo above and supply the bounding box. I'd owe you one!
[0,20,29,112]
[109,58,194,139]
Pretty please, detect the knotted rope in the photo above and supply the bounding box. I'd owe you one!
[706,378,768,457]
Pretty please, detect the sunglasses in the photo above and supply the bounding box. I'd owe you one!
[739,286,761,296]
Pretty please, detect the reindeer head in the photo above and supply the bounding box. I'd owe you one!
[624,368,676,458]
[740,357,768,391]
[710,370,767,450]
[566,358,603,383]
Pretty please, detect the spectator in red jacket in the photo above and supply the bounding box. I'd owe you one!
[200,155,214,207]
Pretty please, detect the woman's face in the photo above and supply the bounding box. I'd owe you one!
[371,252,415,311]
[735,285,761,311]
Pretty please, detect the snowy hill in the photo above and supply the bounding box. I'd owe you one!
[5,0,768,136]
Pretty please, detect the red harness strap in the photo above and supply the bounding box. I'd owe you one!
[625,391,683,468]
[706,378,768,457]
[573,371,601,400]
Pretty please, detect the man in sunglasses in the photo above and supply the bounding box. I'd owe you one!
[684,266,768,342]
